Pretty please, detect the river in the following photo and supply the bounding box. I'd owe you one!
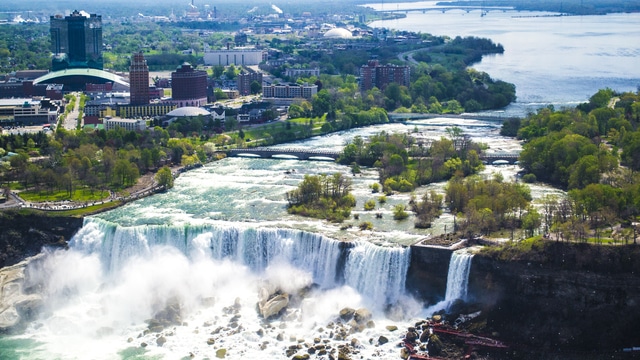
[366,1,640,117]
[1,5,637,360]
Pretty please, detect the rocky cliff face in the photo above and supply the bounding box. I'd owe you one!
[0,212,83,269]
[468,243,640,356]
[0,212,83,333]
[405,245,452,304]
[0,255,45,333]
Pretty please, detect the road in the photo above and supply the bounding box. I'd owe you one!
[62,92,81,130]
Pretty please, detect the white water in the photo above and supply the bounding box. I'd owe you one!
[6,218,418,359]
[444,251,474,305]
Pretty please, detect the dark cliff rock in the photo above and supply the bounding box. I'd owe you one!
[468,242,640,357]
[406,245,452,304]
[0,211,84,269]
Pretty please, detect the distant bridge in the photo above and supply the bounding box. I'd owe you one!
[479,152,520,164]
[382,6,513,14]
[389,113,512,123]
[227,147,340,161]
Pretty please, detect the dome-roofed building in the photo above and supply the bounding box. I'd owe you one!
[166,106,210,117]
[323,28,353,39]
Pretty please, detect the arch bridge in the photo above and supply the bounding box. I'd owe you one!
[479,152,520,164]
[227,147,340,161]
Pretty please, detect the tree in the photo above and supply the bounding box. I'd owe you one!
[522,207,542,238]
[155,166,174,189]
[250,81,262,95]
[393,204,409,220]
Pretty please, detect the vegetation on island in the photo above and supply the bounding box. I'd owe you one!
[285,173,356,222]
[339,127,485,194]
[502,88,640,243]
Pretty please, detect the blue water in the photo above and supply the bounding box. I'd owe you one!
[367,7,640,116]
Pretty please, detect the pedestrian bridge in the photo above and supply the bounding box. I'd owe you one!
[227,147,340,161]
[479,152,520,164]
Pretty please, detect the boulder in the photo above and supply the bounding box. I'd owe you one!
[156,336,167,346]
[386,325,398,332]
[426,334,443,356]
[354,308,371,324]
[216,348,227,358]
[259,293,289,319]
[339,307,356,321]
[377,335,389,345]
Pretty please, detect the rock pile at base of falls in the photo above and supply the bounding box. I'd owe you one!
[0,254,44,333]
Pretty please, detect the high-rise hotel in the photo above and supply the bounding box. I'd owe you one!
[50,10,103,71]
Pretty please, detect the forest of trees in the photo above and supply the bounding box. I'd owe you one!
[0,125,220,201]
[502,89,640,243]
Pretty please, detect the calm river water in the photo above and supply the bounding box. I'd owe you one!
[366,1,640,116]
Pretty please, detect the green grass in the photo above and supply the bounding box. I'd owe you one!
[20,188,109,202]
[6,182,25,191]
[54,201,123,217]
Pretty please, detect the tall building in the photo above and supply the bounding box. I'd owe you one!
[171,63,208,107]
[359,60,410,91]
[129,52,150,105]
[50,10,103,71]
[237,70,263,96]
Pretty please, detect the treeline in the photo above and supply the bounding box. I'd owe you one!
[0,23,50,72]
[505,89,640,190]
[502,88,640,241]
[275,35,515,116]
[0,125,222,199]
[286,173,356,222]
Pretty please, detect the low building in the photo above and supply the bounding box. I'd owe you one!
[284,67,320,78]
[203,49,265,66]
[104,117,146,132]
[262,82,317,101]
[0,98,59,126]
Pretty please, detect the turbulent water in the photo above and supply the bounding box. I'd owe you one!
[2,218,419,360]
[444,251,474,305]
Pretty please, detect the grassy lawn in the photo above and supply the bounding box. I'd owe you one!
[55,201,123,217]
[6,182,25,191]
[20,188,109,202]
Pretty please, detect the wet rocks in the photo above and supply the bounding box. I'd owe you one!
[0,255,44,333]
[215,348,227,358]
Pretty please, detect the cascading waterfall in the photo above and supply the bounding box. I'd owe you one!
[343,242,410,305]
[7,217,416,359]
[70,217,410,306]
[444,250,474,305]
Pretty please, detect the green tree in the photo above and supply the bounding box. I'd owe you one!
[250,80,262,95]
[155,166,174,189]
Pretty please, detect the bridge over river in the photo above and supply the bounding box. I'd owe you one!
[227,147,341,161]
[382,6,513,14]
[227,147,520,164]
[388,113,512,123]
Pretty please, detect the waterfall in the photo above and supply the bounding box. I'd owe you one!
[343,242,411,305]
[69,217,410,305]
[444,250,474,304]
